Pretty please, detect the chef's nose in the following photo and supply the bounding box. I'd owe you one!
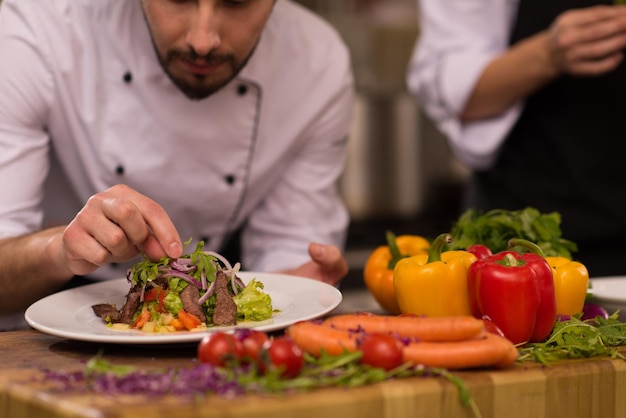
[186,3,222,56]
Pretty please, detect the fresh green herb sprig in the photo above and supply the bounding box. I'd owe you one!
[448,207,577,258]
[129,255,171,286]
[128,238,217,287]
[518,313,626,365]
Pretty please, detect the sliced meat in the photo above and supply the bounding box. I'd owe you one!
[212,270,237,326]
[153,275,169,288]
[91,303,121,323]
[119,282,143,324]
[180,284,206,324]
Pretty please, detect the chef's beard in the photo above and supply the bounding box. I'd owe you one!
[154,47,255,100]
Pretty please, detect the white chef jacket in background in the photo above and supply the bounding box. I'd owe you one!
[0,0,353,328]
[406,0,521,170]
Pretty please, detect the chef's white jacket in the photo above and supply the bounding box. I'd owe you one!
[407,0,521,169]
[0,0,353,328]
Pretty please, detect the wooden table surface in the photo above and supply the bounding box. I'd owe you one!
[1,328,625,418]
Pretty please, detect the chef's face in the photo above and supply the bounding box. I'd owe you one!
[141,0,275,100]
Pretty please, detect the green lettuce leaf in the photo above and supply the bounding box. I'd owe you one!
[233,278,274,322]
[164,292,183,314]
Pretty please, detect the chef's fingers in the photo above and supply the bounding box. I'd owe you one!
[63,227,113,270]
[99,196,150,256]
[98,188,182,260]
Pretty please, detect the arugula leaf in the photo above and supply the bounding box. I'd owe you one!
[128,240,220,290]
[518,313,626,365]
[448,207,577,258]
[190,241,218,281]
[128,255,170,286]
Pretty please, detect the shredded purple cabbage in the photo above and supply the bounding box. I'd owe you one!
[40,363,249,398]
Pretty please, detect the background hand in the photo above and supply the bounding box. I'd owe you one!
[280,243,348,287]
[547,5,626,76]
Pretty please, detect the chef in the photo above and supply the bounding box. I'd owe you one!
[0,0,353,329]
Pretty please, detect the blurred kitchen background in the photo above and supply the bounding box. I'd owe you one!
[293,0,471,291]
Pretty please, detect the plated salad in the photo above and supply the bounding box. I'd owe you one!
[92,242,274,332]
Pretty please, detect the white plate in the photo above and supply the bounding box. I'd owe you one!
[25,272,342,344]
[590,276,626,303]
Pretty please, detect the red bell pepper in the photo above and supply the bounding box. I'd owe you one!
[466,244,493,260]
[467,239,556,345]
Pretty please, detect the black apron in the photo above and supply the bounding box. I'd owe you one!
[466,0,626,275]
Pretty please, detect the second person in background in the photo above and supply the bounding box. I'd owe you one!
[407,0,626,276]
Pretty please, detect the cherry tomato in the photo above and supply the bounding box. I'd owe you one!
[234,329,270,362]
[262,337,304,378]
[358,333,404,371]
[197,332,244,367]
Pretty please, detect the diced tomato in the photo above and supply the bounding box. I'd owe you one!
[132,306,151,329]
[144,287,168,312]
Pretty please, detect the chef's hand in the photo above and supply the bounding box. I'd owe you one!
[547,5,626,76]
[61,184,183,276]
[281,243,349,287]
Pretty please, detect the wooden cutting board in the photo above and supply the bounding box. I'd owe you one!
[1,330,625,418]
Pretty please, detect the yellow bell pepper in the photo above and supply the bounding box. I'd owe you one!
[545,256,589,316]
[363,231,430,314]
[393,233,477,317]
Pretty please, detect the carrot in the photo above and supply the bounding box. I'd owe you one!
[323,313,485,342]
[286,321,359,356]
[287,318,518,370]
[494,335,519,368]
[178,310,202,331]
[401,332,518,369]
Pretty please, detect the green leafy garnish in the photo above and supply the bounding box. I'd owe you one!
[233,279,274,322]
[85,351,137,377]
[518,313,626,365]
[448,207,577,258]
[128,239,211,287]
